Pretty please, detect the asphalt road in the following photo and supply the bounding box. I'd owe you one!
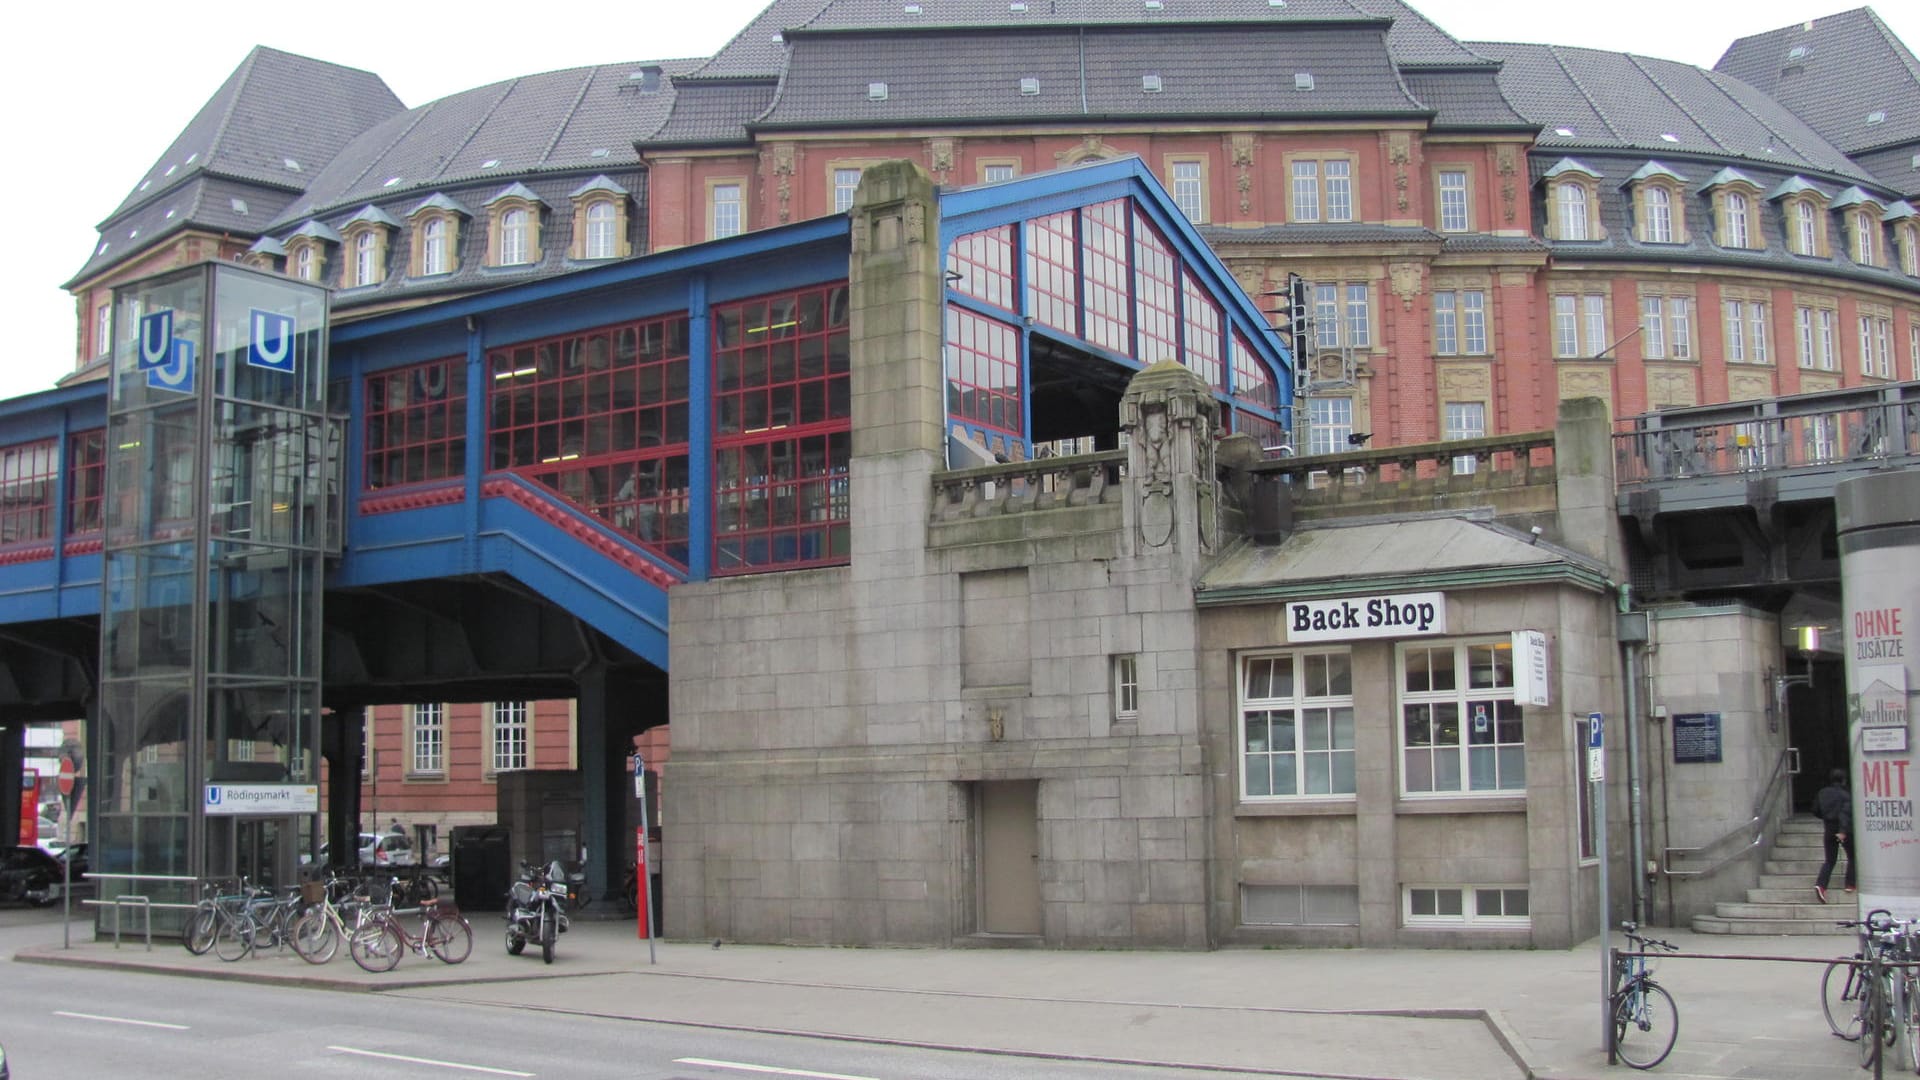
[0,906,1308,1080]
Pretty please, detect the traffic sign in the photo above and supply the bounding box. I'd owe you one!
[1587,712,1604,749]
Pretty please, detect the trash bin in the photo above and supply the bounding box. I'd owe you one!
[449,825,511,912]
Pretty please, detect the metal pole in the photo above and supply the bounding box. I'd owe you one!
[61,845,71,949]
[636,754,656,966]
[1593,711,1611,1055]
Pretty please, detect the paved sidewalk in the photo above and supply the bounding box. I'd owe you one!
[13,917,1873,1080]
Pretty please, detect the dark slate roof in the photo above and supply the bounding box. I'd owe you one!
[1199,223,1441,245]
[68,177,297,286]
[1402,69,1533,130]
[1440,234,1547,253]
[1715,8,1920,156]
[753,25,1426,128]
[1472,42,1871,183]
[1529,148,1913,290]
[1852,143,1920,200]
[292,170,648,312]
[648,79,780,146]
[106,47,403,223]
[1344,0,1490,68]
[271,60,702,229]
[697,0,834,76]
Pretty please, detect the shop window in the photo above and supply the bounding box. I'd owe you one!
[488,313,692,567]
[1399,639,1525,795]
[365,357,467,490]
[410,703,444,775]
[711,283,851,573]
[1433,290,1487,356]
[490,701,528,773]
[1239,650,1355,799]
[1405,885,1530,927]
[0,438,58,545]
[67,428,105,534]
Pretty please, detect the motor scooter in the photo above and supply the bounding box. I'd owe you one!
[504,860,569,964]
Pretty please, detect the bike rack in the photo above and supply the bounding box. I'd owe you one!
[111,895,153,951]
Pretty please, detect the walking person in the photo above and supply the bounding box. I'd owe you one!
[1815,768,1855,903]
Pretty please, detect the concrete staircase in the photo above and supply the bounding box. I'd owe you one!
[1693,815,1852,935]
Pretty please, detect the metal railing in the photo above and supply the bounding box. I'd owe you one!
[1615,382,1920,486]
[79,872,202,950]
[1663,747,1798,877]
[929,450,1127,522]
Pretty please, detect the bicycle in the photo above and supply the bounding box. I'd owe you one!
[290,874,373,965]
[1828,910,1917,1072]
[348,897,473,972]
[1611,921,1680,1069]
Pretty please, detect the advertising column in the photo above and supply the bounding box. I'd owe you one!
[1837,471,1920,919]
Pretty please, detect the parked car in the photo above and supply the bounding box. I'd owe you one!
[361,831,416,867]
[1,844,66,906]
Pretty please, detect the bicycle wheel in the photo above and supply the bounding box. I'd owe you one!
[248,907,281,951]
[1862,974,1894,1071]
[349,922,403,973]
[1901,974,1919,1074]
[414,874,439,902]
[1612,981,1679,1069]
[291,908,338,965]
[1824,959,1865,1040]
[213,914,254,963]
[427,913,472,964]
[183,904,217,956]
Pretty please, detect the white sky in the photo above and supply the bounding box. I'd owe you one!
[2,0,1914,401]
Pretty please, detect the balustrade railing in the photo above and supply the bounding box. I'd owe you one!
[1614,400,1920,485]
[929,450,1127,521]
[1247,432,1557,498]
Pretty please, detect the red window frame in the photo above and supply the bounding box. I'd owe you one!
[488,314,692,567]
[945,307,1023,438]
[1024,210,1078,337]
[364,357,467,490]
[1232,332,1278,411]
[67,428,106,534]
[1182,274,1225,390]
[947,225,1016,312]
[711,283,851,574]
[1081,199,1132,355]
[1133,211,1179,368]
[0,438,58,546]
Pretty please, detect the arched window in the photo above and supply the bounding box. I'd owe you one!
[1724,192,1750,248]
[354,231,377,286]
[422,218,448,275]
[1794,201,1818,255]
[295,245,314,281]
[585,202,616,259]
[501,208,528,265]
[1555,183,1589,241]
[1644,187,1672,243]
[1855,213,1877,265]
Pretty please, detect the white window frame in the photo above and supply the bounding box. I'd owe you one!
[421,219,448,276]
[1793,200,1818,255]
[1290,158,1354,224]
[832,168,863,214]
[1555,183,1590,241]
[1724,191,1751,248]
[1643,186,1673,243]
[1404,885,1531,928]
[1313,283,1371,350]
[1398,638,1526,797]
[1641,295,1692,360]
[294,245,314,282]
[1238,649,1356,801]
[585,202,617,259]
[1291,160,1320,222]
[1170,159,1205,224]
[1911,322,1920,380]
[1444,401,1485,475]
[95,304,111,358]
[1438,170,1469,232]
[982,163,1016,183]
[1113,654,1139,721]
[354,231,378,286]
[1433,290,1486,356]
[1552,293,1610,358]
[500,208,529,266]
[1307,396,1353,456]
[1724,299,1771,364]
[411,703,444,775]
[490,701,529,773]
[1855,212,1877,265]
[710,183,743,240]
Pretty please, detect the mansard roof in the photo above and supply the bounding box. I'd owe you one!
[648,78,780,146]
[67,176,292,286]
[269,59,702,229]
[1716,7,1920,156]
[751,23,1427,130]
[1400,68,1534,131]
[1472,41,1870,182]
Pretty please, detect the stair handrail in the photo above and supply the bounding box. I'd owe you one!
[1661,747,1796,877]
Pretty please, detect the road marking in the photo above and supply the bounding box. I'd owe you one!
[328,1046,534,1077]
[674,1059,879,1080]
[53,1010,190,1030]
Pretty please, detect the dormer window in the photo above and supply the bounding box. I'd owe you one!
[1543,159,1603,242]
[484,183,546,268]
[282,220,340,284]
[1557,183,1591,239]
[294,245,315,281]
[569,176,632,260]
[1855,211,1878,266]
[1724,191,1752,248]
[1644,187,1673,242]
[339,206,398,287]
[1771,178,1830,257]
[1794,200,1819,254]
[355,231,380,284]
[407,194,470,278]
[1626,163,1688,245]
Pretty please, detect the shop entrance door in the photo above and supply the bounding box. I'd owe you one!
[978,780,1040,935]
[206,815,296,888]
[1789,658,1847,812]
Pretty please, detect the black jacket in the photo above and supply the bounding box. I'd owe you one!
[1817,783,1853,833]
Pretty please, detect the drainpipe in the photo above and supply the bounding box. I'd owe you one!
[1618,583,1649,925]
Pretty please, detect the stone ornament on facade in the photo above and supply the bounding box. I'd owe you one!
[771,143,796,225]
[1389,262,1422,310]
[1120,361,1219,557]
[926,138,956,183]
[1497,146,1519,224]
[1389,133,1412,213]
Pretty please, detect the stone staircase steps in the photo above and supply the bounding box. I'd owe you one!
[1694,816,1851,936]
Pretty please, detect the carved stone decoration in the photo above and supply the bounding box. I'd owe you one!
[1497,146,1519,224]
[771,143,797,225]
[1056,135,1116,166]
[905,202,926,244]
[1645,366,1698,409]
[1230,133,1257,216]
[1728,370,1775,402]
[1389,133,1412,213]
[1119,361,1220,561]
[1436,362,1491,398]
[1388,261,1422,310]
[1557,366,1612,401]
[926,138,956,183]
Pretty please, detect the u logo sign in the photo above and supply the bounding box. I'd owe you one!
[248,309,295,372]
[137,311,173,370]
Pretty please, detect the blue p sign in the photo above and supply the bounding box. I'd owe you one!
[1588,712,1604,749]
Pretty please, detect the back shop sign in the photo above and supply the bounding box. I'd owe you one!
[1287,591,1446,643]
